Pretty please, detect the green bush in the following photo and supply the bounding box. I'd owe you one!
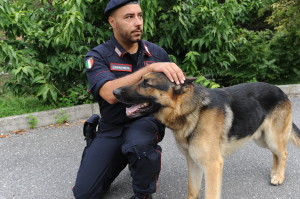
[217,29,281,85]
[0,0,299,104]
[58,84,93,107]
[0,0,109,102]
[268,31,300,82]
[150,0,238,76]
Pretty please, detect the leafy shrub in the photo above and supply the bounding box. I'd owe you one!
[0,0,299,104]
[265,0,300,84]
[268,31,300,82]
[217,29,281,85]
[151,0,238,76]
[0,0,109,102]
[58,84,93,107]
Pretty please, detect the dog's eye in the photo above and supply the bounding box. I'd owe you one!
[141,79,149,88]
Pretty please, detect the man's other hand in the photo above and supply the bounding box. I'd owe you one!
[149,62,185,84]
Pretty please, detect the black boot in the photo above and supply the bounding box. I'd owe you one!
[129,193,152,199]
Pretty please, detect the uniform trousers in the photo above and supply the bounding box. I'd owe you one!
[73,116,163,199]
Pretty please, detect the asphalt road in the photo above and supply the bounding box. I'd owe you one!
[1,97,300,199]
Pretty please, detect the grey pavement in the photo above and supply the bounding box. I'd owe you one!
[1,85,300,199]
[0,97,300,199]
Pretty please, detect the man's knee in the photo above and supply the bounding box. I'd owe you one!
[125,144,162,172]
[124,144,162,193]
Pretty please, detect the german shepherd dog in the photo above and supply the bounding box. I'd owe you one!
[113,72,300,199]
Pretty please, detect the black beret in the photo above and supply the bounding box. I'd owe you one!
[104,0,140,16]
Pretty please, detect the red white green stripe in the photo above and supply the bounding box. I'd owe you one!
[85,58,94,69]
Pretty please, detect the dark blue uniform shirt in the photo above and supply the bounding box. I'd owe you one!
[85,36,170,132]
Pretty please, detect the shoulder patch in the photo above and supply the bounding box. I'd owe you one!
[85,57,94,69]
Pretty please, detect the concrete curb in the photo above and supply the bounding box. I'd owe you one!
[0,84,299,134]
[0,103,99,134]
[277,84,300,96]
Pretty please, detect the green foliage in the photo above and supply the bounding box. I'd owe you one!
[269,31,300,82]
[27,115,38,129]
[195,75,220,89]
[58,84,93,107]
[151,0,238,76]
[234,0,275,31]
[267,0,300,35]
[213,0,300,85]
[55,110,69,124]
[0,0,299,104]
[218,29,281,85]
[0,0,109,102]
[265,0,300,83]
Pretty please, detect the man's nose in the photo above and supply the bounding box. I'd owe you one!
[134,16,143,26]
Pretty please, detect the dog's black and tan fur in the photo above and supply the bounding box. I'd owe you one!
[113,72,300,199]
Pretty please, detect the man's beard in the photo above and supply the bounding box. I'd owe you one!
[116,26,143,44]
[129,36,142,43]
[129,27,143,43]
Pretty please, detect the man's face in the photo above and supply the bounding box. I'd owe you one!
[109,4,143,44]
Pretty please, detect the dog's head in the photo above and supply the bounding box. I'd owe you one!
[113,72,196,118]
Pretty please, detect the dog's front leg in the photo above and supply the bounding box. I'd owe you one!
[203,159,224,199]
[186,156,204,199]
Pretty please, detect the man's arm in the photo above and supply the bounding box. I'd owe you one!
[100,62,185,104]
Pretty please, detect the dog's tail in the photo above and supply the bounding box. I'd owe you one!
[289,123,300,148]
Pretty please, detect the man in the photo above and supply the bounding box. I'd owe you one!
[73,0,185,199]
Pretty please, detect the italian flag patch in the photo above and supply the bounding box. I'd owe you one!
[85,57,94,69]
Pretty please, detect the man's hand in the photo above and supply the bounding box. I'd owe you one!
[149,62,185,85]
[100,62,185,104]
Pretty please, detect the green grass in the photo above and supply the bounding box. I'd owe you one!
[0,92,59,118]
[0,73,60,118]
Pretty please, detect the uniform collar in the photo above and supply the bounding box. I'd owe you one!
[111,35,152,58]
[140,41,152,56]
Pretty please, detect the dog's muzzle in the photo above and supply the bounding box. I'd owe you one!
[113,88,122,99]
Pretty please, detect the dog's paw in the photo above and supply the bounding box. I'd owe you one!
[270,173,284,186]
[186,194,199,199]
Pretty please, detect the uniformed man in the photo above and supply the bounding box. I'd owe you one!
[73,0,185,198]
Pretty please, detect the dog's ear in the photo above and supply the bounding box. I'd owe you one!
[173,77,196,95]
[184,77,197,85]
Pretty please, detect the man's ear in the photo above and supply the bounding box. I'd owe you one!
[108,16,116,29]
